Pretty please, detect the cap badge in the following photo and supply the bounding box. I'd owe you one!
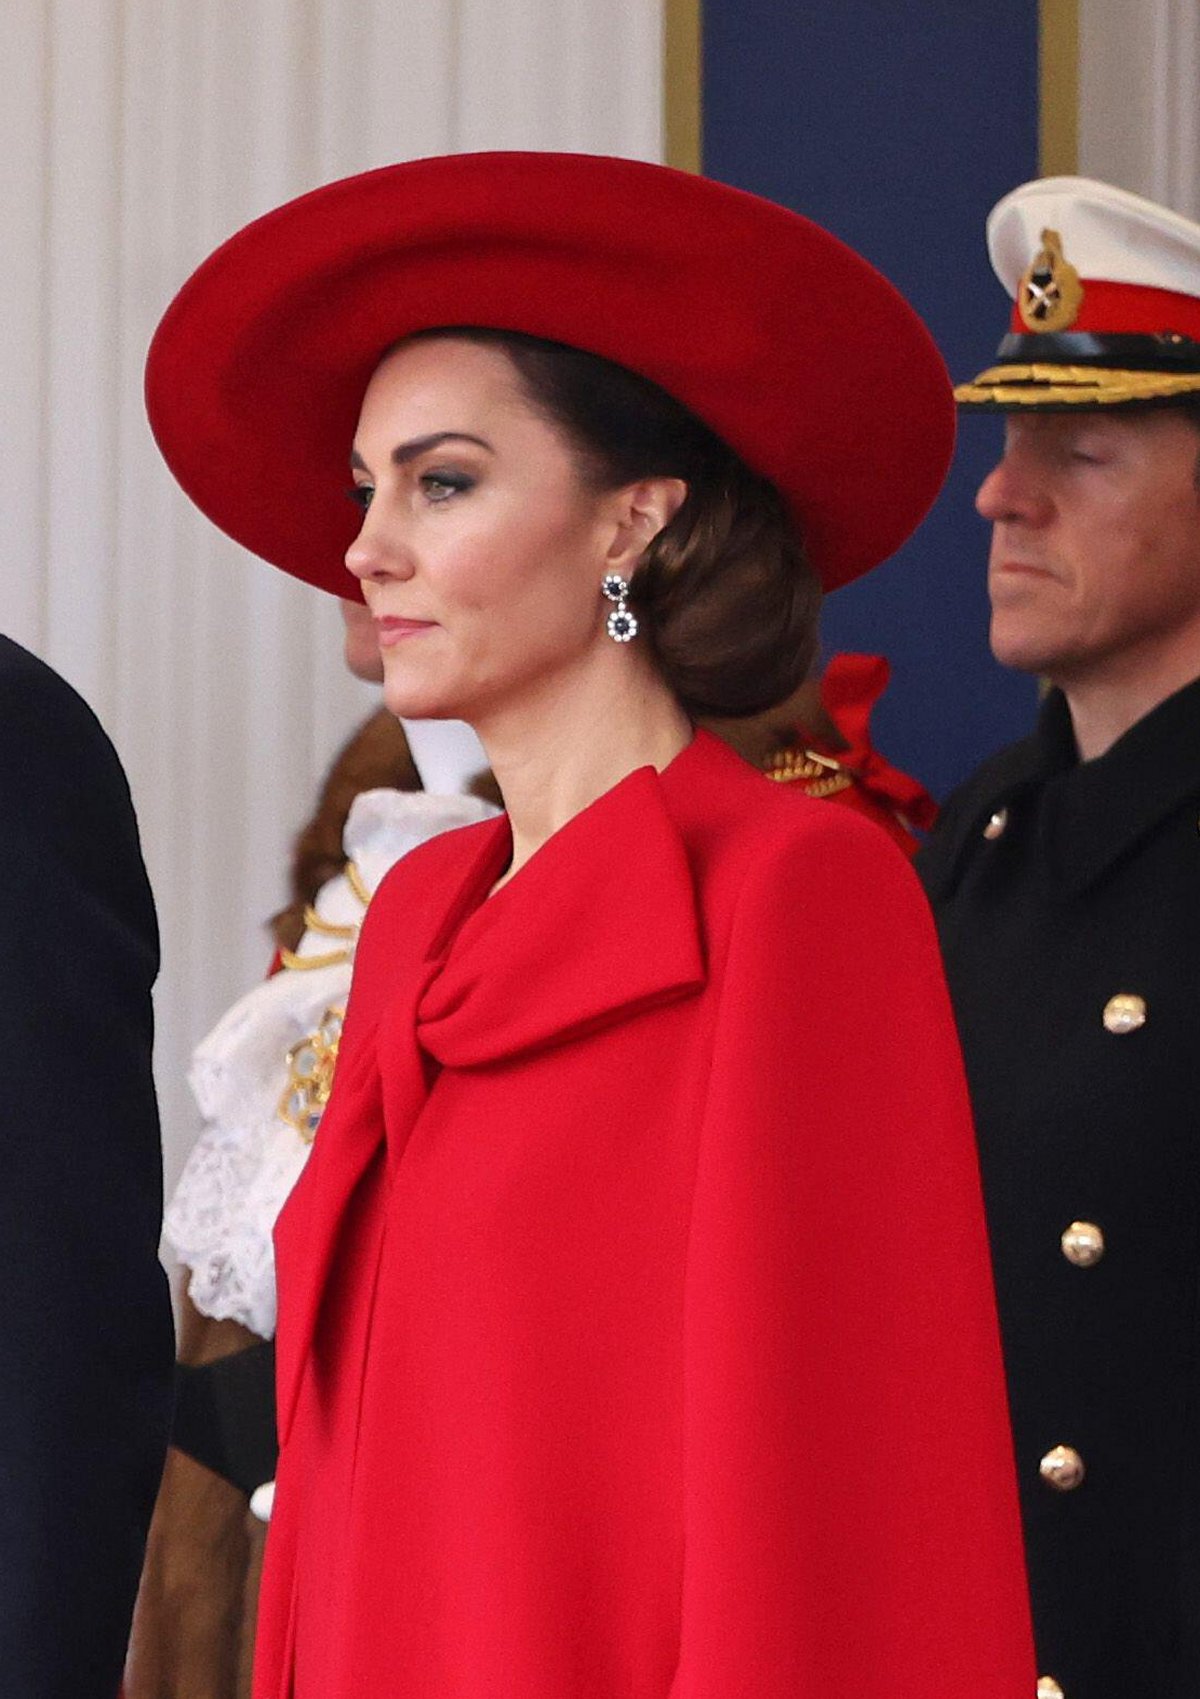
[1018,228,1084,333]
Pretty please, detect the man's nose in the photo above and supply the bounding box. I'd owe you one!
[975,454,1049,525]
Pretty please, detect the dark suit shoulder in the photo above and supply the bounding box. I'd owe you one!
[0,635,130,801]
[0,635,157,965]
[0,635,171,1694]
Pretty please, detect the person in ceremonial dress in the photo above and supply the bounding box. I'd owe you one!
[146,150,1034,1699]
[920,176,1200,1699]
[1,636,172,1699]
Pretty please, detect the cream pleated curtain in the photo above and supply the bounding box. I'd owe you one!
[1079,0,1200,217]
[1,0,663,1202]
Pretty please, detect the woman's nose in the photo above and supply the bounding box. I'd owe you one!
[344,507,415,583]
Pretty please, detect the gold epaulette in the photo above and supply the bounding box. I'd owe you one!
[763,746,855,801]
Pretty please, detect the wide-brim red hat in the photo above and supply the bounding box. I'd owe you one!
[146,151,954,596]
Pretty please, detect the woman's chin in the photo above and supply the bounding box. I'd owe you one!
[381,675,464,723]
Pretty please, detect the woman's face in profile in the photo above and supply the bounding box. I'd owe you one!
[345,335,622,725]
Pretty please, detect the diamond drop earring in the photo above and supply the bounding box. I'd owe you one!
[601,573,638,642]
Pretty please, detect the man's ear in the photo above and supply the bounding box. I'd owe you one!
[604,477,688,574]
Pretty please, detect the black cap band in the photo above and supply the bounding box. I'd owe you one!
[996,330,1200,371]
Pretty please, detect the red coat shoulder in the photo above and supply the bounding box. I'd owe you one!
[668,729,924,925]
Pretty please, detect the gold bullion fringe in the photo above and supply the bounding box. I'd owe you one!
[763,747,855,800]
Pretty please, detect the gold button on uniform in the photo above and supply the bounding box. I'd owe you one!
[1061,1220,1105,1267]
[1037,1679,1064,1699]
[983,807,1008,840]
[1102,992,1146,1034]
[1040,1444,1085,1491]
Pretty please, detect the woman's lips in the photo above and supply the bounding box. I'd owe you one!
[376,616,438,646]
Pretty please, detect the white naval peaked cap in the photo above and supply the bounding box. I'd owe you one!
[956,174,1200,409]
[987,176,1200,301]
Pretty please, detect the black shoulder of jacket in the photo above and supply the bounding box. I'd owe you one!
[0,634,128,798]
[0,633,157,965]
[916,731,1046,899]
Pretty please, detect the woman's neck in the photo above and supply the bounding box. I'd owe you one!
[475,654,692,890]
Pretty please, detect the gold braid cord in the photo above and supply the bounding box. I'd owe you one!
[955,363,1200,407]
[276,861,372,972]
[301,904,357,939]
[345,860,372,906]
[278,945,353,972]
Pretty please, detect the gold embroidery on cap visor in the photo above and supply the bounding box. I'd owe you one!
[955,363,1200,408]
[1018,228,1084,332]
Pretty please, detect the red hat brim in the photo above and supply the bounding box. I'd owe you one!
[145,151,954,595]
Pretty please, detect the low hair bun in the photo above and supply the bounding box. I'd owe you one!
[629,461,820,718]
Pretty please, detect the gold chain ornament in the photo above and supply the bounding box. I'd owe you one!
[275,858,374,1139]
[279,1008,345,1142]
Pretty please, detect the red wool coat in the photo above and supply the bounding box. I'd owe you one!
[255,730,1034,1698]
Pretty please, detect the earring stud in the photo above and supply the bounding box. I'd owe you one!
[601,572,638,642]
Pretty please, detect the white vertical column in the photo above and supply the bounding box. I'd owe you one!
[0,0,51,649]
[1079,0,1200,218]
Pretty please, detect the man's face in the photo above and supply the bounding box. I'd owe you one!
[976,410,1200,686]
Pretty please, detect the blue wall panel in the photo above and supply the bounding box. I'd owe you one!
[703,1,1042,798]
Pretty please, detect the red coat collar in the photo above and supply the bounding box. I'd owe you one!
[415,758,706,1068]
[276,735,720,1445]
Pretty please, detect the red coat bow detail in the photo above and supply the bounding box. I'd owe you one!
[803,653,939,835]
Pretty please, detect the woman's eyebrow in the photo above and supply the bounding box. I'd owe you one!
[349,431,495,471]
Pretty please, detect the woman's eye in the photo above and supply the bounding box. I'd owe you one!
[420,470,475,503]
[347,484,374,512]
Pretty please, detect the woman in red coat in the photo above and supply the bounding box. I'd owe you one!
[146,152,1034,1698]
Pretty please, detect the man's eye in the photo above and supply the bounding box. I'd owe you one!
[421,470,475,503]
[347,485,374,512]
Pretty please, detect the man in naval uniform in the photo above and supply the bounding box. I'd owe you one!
[917,178,1200,1699]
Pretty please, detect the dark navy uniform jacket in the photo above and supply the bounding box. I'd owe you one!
[0,636,173,1698]
[918,674,1200,1699]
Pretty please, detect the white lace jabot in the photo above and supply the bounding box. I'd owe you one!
[165,787,499,1339]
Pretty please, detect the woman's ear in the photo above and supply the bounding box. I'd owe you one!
[604,477,688,573]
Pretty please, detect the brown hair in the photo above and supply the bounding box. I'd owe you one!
[410,328,822,718]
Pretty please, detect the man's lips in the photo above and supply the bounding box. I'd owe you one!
[990,559,1057,582]
[375,616,438,646]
